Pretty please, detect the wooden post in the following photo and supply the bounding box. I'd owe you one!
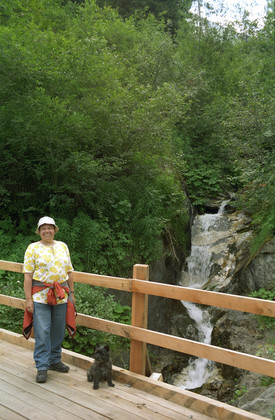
[129,264,149,375]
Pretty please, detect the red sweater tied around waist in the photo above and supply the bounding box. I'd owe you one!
[23,282,76,339]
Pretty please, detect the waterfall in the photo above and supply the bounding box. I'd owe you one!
[177,301,213,390]
[174,201,229,390]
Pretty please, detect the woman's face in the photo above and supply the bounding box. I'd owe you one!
[39,224,55,242]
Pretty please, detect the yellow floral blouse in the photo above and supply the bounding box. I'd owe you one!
[23,241,73,304]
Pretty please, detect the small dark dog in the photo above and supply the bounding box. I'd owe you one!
[87,344,115,389]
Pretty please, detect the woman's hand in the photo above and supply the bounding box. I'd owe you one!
[26,298,34,313]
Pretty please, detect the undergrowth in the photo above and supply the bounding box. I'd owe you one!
[249,288,275,330]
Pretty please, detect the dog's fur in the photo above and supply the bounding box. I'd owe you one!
[87,344,115,389]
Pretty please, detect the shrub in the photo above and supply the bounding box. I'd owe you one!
[249,288,275,330]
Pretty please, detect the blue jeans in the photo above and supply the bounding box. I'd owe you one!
[33,302,67,370]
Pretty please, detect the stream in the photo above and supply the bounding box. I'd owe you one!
[173,202,228,390]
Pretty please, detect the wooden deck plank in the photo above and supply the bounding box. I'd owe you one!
[0,342,191,420]
[0,340,205,420]
[104,383,217,420]
[2,345,207,420]
[46,368,191,420]
[71,366,217,420]
[0,379,83,420]
[0,333,269,420]
[0,403,28,420]
[0,360,143,420]
[0,354,193,420]
[0,370,103,420]
[0,366,109,420]
[0,344,143,420]
[0,389,58,420]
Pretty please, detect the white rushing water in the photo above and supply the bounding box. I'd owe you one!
[174,201,228,390]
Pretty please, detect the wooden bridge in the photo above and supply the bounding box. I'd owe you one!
[1,260,274,420]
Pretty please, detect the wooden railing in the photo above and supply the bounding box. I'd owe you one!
[0,259,275,379]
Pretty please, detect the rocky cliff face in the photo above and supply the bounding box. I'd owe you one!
[210,310,275,419]
[238,238,275,293]
[149,205,275,419]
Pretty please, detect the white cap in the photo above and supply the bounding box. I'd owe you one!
[35,216,59,235]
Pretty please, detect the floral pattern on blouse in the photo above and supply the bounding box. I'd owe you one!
[23,241,73,304]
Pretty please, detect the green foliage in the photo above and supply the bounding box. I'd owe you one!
[0,219,36,263]
[256,342,275,360]
[237,168,275,254]
[180,153,232,210]
[0,305,23,334]
[249,288,275,301]
[249,288,275,330]
[0,271,25,334]
[96,0,193,31]
[62,283,131,356]
[230,385,247,404]
[174,3,275,233]
[260,376,275,387]
[174,19,242,210]
[0,0,190,275]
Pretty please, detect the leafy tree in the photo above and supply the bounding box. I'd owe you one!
[96,0,193,30]
[0,0,189,276]
[173,1,274,230]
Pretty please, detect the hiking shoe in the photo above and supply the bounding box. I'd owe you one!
[49,361,70,372]
[36,370,47,383]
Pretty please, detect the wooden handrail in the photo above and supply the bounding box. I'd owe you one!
[1,260,274,317]
[0,259,275,379]
[75,270,132,291]
[132,280,275,317]
[0,293,274,378]
[0,260,23,273]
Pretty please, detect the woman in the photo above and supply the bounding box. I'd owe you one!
[23,216,75,383]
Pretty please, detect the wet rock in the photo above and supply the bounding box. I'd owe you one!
[238,237,275,293]
[204,200,222,213]
[180,210,255,293]
[170,312,198,340]
[211,311,260,355]
[198,376,236,402]
[209,310,275,418]
[148,347,190,385]
[236,383,275,419]
[148,240,187,334]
